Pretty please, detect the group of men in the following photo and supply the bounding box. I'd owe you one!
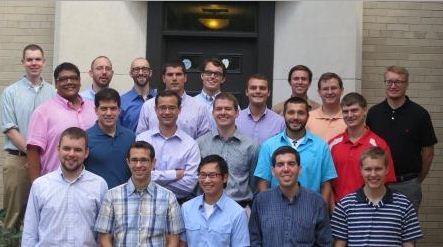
[0,43,438,246]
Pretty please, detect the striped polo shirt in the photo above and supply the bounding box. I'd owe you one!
[331,188,423,246]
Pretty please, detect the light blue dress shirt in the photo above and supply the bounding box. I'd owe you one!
[254,130,337,193]
[22,168,108,247]
[79,87,96,101]
[0,76,55,150]
[181,193,250,247]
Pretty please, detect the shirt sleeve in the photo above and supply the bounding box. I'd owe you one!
[330,202,348,241]
[254,143,273,181]
[401,202,423,241]
[167,193,185,235]
[0,88,18,133]
[231,209,250,247]
[22,183,40,247]
[248,143,259,192]
[26,108,48,151]
[419,110,438,147]
[136,101,150,135]
[94,191,115,234]
[320,143,337,183]
[248,198,263,246]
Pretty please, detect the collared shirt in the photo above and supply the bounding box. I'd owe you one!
[22,168,108,247]
[194,90,220,130]
[120,87,157,132]
[249,186,332,247]
[254,130,337,192]
[329,128,397,201]
[85,122,135,189]
[366,97,438,175]
[306,107,347,142]
[79,87,96,101]
[136,127,200,198]
[271,98,320,115]
[0,76,55,150]
[181,193,250,247]
[236,107,285,145]
[197,129,258,202]
[331,188,423,246]
[27,94,97,175]
[95,179,184,247]
[136,93,211,139]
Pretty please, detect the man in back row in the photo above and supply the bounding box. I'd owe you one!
[136,60,211,139]
[80,56,114,101]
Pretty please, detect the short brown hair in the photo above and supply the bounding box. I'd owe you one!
[288,65,312,83]
[360,146,388,168]
[317,72,343,90]
[59,127,88,148]
[246,74,270,88]
[214,92,239,111]
[385,66,409,81]
[22,44,44,60]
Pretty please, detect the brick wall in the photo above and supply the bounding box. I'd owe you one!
[362,2,443,246]
[0,1,55,209]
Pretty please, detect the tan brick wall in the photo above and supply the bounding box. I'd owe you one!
[0,1,55,209]
[363,2,443,246]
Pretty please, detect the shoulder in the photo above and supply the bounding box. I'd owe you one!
[406,99,431,116]
[300,186,326,203]
[368,101,385,113]
[182,195,202,211]
[262,132,284,146]
[307,131,328,147]
[197,131,214,143]
[254,188,276,203]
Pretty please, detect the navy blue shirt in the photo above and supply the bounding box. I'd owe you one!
[120,87,157,132]
[249,186,332,247]
[85,122,135,188]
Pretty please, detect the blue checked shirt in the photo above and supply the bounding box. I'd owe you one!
[95,179,184,247]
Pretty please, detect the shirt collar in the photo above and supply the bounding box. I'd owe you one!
[21,76,45,89]
[281,129,313,146]
[126,178,155,196]
[355,187,394,207]
[201,90,220,102]
[246,107,268,120]
[276,184,301,203]
[128,87,157,101]
[55,93,85,110]
[342,127,371,145]
[151,126,184,141]
[382,96,411,112]
[211,128,242,142]
[314,107,343,120]
[57,166,86,184]
[198,192,228,211]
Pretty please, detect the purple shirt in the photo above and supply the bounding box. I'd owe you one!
[136,127,200,199]
[27,94,97,175]
[136,93,211,139]
[236,107,285,145]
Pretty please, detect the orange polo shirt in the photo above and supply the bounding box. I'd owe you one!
[306,107,347,142]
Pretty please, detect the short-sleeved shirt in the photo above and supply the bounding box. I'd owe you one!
[197,129,258,202]
[254,130,337,193]
[120,87,157,132]
[0,76,55,150]
[136,93,211,139]
[329,128,397,201]
[306,107,347,142]
[181,193,250,247]
[272,98,320,115]
[366,97,438,175]
[27,94,97,175]
[85,122,135,188]
[249,186,332,246]
[95,179,184,247]
[235,107,285,145]
[331,188,423,246]
[136,127,200,199]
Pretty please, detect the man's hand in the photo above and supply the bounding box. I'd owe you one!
[176,169,185,179]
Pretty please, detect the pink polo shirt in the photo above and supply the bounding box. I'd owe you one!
[27,94,96,175]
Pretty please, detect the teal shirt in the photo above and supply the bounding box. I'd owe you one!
[0,76,55,150]
[254,130,337,193]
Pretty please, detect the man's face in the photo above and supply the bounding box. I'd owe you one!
[22,49,46,79]
[198,162,227,198]
[155,96,180,127]
[163,66,187,95]
[361,157,388,190]
[246,78,270,106]
[290,70,311,96]
[272,153,301,189]
[128,148,155,183]
[384,71,408,100]
[318,78,343,106]
[58,136,88,173]
[342,103,366,129]
[89,57,113,89]
[213,98,238,129]
[130,59,152,87]
[201,62,225,94]
[55,70,81,101]
[96,100,120,130]
[284,103,308,133]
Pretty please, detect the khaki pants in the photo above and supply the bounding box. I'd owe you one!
[2,153,30,230]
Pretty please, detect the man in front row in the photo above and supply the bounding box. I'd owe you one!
[249,146,332,246]
[331,147,422,246]
[180,155,249,247]
[22,127,108,246]
[95,141,184,246]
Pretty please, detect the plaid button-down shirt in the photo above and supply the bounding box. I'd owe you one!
[95,179,184,247]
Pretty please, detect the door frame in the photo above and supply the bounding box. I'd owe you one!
[146,2,275,103]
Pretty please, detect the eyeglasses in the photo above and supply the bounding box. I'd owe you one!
[384,80,406,86]
[198,172,222,179]
[202,71,223,78]
[56,76,80,84]
[132,67,151,73]
[128,158,150,165]
[157,105,178,112]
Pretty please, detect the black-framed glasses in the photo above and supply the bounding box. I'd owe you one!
[128,158,150,165]
[202,70,223,78]
[132,67,151,73]
[198,172,222,179]
[56,76,80,84]
[384,80,406,86]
